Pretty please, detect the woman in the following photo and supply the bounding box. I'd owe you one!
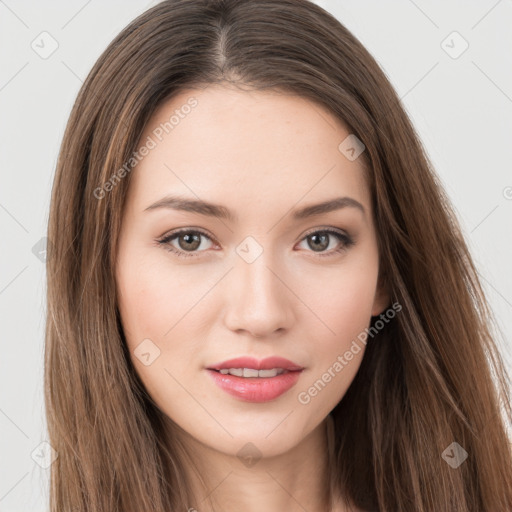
[44,0,512,510]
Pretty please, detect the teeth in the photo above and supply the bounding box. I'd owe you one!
[258,368,283,377]
[218,368,285,378]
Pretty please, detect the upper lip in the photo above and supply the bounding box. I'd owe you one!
[207,356,304,372]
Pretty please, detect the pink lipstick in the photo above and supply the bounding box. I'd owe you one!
[206,356,304,402]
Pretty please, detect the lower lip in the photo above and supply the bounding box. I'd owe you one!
[206,369,303,402]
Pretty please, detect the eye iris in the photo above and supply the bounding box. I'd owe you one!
[308,232,329,252]
[179,233,201,251]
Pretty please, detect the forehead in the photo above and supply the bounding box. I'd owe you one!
[125,84,370,219]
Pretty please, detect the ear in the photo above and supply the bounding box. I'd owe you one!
[371,270,390,317]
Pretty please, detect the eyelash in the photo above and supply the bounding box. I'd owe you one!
[156,227,355,259]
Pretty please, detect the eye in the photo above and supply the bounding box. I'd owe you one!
[157,228,216,259]
[156,227,355,259]
[296,228,354,257]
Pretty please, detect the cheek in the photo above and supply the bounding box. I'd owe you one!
[116,251,202,412]
[293,249,379,399]
[116,247,220,399]
[117,249,202,347]
[296,253,379,342]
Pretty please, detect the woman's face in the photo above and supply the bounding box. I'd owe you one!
[115,84,387,458]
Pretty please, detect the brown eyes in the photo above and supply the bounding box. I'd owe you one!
[157,227,354,259]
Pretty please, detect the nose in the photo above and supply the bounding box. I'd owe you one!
[222,250,295,339]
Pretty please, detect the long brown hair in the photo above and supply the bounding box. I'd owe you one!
[44,0,512,510]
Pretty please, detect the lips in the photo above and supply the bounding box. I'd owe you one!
[207,356,303,372]
[205,356,304,402]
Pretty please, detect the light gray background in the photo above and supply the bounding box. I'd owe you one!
[1,0,511,509]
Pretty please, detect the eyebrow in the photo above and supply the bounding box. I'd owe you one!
[144,195,365,221]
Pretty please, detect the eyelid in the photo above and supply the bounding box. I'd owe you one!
[300,225,348,239]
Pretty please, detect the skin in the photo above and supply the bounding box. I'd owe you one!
[115,83,389,512]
